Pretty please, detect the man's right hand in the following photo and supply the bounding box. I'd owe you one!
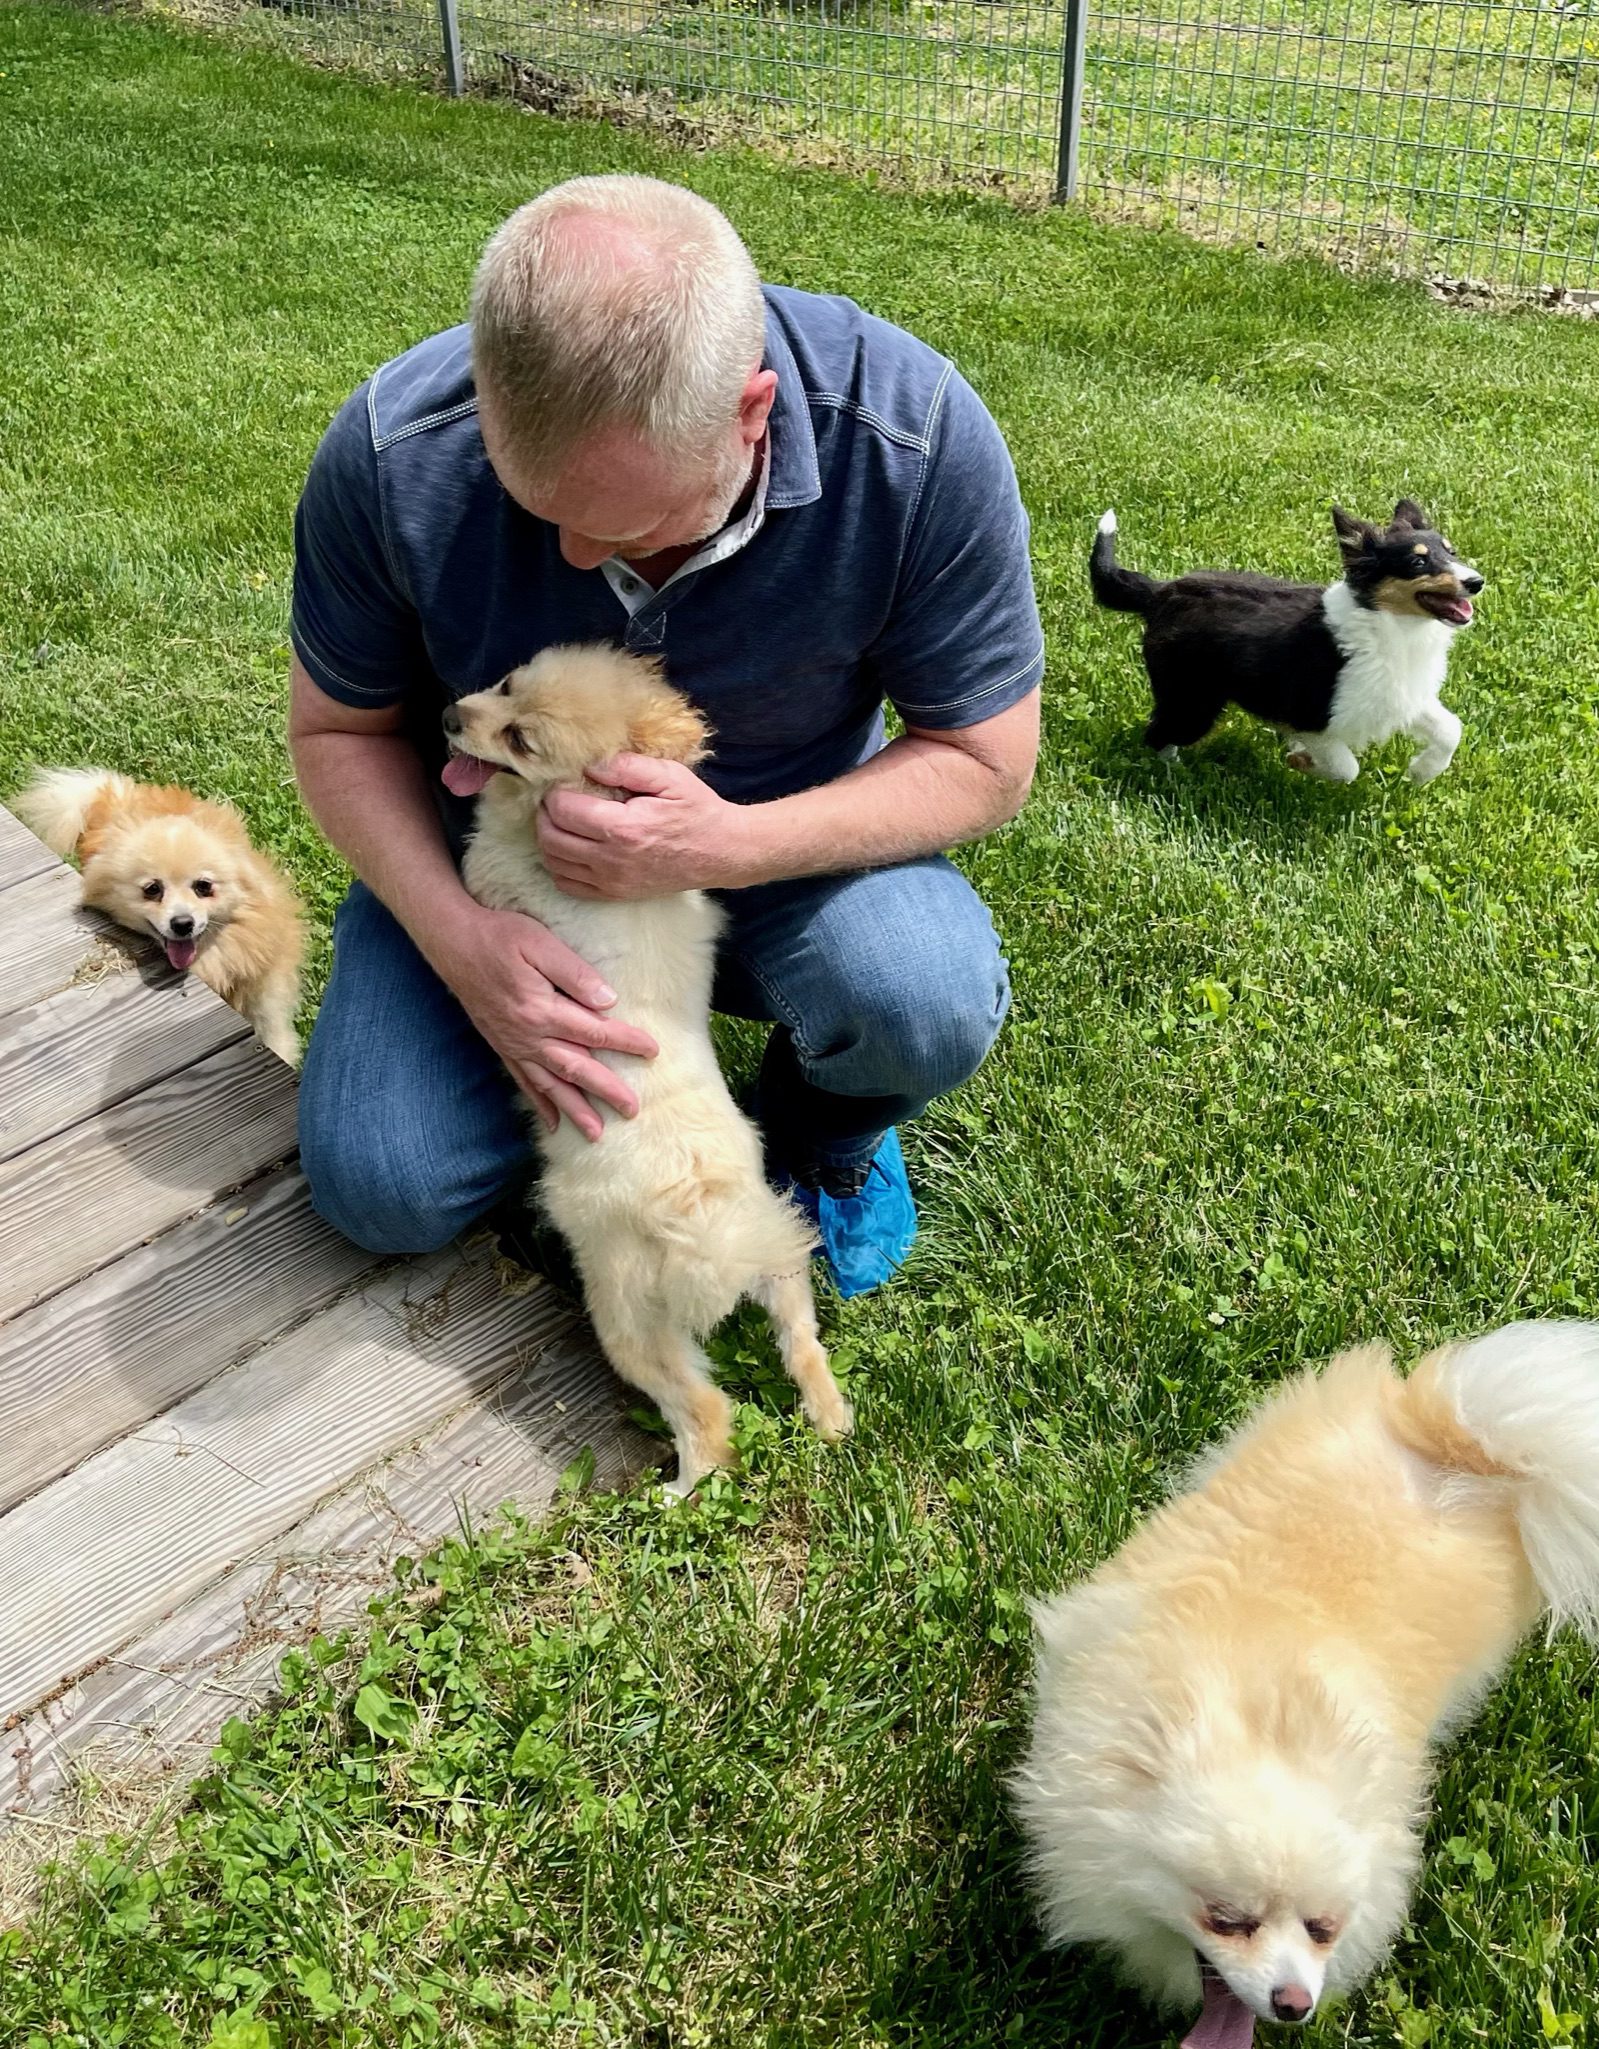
[425,900,657,1142]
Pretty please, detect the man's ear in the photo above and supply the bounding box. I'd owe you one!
[627,687,713,767]
[738,366,779,446]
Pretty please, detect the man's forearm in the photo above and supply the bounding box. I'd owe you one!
[290,728,472,970]
[729,729,1031,888]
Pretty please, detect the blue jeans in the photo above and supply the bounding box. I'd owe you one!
[299,861,1010,1255]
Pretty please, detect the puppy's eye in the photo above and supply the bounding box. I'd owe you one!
[142,880,164,903]
[502,725,530,756]
[193,879,215,899]
[1202,1910,1261,1940]
[1304,1919,1338,1946]
[496,677,512,695]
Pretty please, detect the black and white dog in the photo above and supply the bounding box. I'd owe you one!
[1092,501,1483,783]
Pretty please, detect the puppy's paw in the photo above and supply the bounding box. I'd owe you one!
[1288,746,1360,784]
[664,1435,737,1501]
[1406,749,1452,785]
[805,1382,855,1445]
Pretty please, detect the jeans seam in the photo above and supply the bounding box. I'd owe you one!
[738,950,817,1068]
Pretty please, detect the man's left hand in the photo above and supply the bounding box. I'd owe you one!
[538,756,755,899]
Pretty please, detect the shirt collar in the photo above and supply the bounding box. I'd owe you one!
[600,438,771,612]
[760,303,822,512]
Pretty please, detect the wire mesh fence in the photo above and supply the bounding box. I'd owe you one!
[154,0,1599,290]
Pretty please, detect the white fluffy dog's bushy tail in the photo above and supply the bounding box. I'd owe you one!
[1397,1320,1599,1641]
[13,766,134,859]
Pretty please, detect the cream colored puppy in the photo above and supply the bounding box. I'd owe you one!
[1014,1321,1599,2046]
[15,767,304,1064]
[443,643,852,1495]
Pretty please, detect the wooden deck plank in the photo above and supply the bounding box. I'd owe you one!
[0,1326,647,1831]
[0,1166,381,1517]
[0,1245,583,1727]
[0,967,250,1165]
[0,1036,299,1325]
[1,865,111,1021]
[0,807,54,892]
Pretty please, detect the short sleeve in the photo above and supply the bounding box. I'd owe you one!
[290,386,429,708]
[870,367,1044,730]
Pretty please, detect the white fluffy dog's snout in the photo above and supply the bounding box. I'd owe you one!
[1205,1939,1325,2029]
[1270,1981,1314,2023]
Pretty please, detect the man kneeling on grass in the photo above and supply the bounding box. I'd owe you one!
[288,173,1043,1297]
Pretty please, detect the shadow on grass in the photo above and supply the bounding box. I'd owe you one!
[1094,719,1377,858]
[861,1780,1180,2049]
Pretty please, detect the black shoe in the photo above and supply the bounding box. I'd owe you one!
[482,1185,583,1301]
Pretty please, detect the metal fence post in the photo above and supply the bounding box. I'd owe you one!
[437,0,465,95]
[1055,0,1089,202]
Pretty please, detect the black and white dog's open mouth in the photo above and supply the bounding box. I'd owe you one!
[1417,588,1474,626]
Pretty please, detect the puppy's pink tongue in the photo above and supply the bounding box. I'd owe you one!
[441,755,500,798]
[164,937,198,972]
[1181,1974,1256,2049]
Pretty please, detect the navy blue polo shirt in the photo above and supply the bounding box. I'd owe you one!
[291,284,1044,832]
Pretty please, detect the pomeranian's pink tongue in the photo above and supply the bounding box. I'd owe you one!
[164,937,198,972]
[1181,1972,1256,2049]
[441,754,500,798]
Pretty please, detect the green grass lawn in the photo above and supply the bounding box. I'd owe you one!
[153,0,1599,287]
[3,4,1599,2044]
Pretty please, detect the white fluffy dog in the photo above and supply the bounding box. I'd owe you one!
[442,643,852,1495]
[1013,1322,1599,2046]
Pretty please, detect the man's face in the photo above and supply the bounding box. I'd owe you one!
[482,370,777,572]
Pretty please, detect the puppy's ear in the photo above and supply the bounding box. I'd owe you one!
[1391,498,1427,531]
[1331,505,1376,557]
[1102,1741,1164,1789]
[627,687,713,768]
[1101,1699,1179,1789]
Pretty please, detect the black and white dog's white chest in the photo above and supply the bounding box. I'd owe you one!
[1319,584,1454,750]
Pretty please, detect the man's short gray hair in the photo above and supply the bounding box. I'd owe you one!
[471,174,766,488]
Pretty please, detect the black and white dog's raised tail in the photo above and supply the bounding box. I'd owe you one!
[1092,501,1483,785]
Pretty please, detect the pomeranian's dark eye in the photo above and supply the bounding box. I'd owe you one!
[142,880,164,902]
[497,677,512,695]
[1202,1909,1261,1940]
[502,725,529,755]
[193,879,215,899]
[1304,1919,1337,1946]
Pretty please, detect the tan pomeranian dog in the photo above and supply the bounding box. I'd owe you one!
[442,643,852,1496]
[16,768,305,1065]
[1013,1321,1599,2047]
